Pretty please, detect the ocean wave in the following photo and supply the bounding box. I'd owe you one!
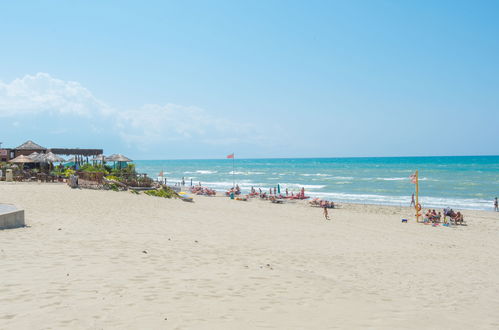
[152,177,492,210]
[300,173,331,177]
[306,192,492,210]
[196,170,218,174]
[183,170,218,174]
[282,183,326,189]
[371,177,430,181]
[229,171,264,175]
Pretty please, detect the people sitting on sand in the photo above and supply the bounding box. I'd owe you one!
[309,198,334,208]
[190,185,216,196]
[453,211,464,225]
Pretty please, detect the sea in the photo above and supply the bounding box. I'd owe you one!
[134,156,499,211]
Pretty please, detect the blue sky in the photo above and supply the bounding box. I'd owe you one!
[1,0,498,159]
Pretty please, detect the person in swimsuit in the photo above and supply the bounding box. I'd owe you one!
[323,206,330,220]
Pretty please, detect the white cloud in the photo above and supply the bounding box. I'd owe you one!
[0,73,110,117]
[116,103,259,148]
[0,73,262,149]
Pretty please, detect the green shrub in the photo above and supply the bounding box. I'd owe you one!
[105,175,120,182]
[144,187,178,199]
[63,168,75,178]
[104,183,120,191]
[81,163,109,174]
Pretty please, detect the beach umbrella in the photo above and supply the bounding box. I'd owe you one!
[110,154,132,162]
[27,152,39,160]
[9,155,35,170]
[106,154,132,169]
[91,154,106,162]
[27,152,47,163]
[44,152,66,163]
[9,155,35,164]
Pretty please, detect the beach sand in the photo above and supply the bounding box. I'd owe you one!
[1,182,499,329]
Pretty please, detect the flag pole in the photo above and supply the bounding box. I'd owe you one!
[415,170,420,222]
[232,153,235,188]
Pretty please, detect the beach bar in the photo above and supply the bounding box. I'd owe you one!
[1,140,103,165]
[49,148,103,165]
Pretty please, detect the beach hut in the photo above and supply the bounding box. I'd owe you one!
[14,140,46,157]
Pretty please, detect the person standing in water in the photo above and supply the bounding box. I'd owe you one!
[410,193,415,207]
[495,197,498,212]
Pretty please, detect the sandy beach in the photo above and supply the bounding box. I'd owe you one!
[1,182,499,329]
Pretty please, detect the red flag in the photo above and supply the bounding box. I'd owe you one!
[226,153,234,159]
[409,172,417,184]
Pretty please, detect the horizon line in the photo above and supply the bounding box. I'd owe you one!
[131,154,499,161]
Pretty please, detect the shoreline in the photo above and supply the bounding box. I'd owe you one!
[2,180,497,212]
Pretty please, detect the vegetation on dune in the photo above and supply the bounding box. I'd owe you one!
[144,187,178,199]
[80,163,110,174]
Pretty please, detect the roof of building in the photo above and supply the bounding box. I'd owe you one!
[49,148,103,156]
[15,140,46,150]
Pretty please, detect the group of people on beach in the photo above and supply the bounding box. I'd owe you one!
[423,208,464,225]
[309,198,335,209]
[190,185,216,196]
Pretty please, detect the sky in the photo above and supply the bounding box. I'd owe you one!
[0,0,498,159]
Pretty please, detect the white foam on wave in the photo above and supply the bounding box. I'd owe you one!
[183,170,218,174]
[300,173,330,177]
[174,179,491,210]
[307,191,492,210]
[361,177,431,181]
[229,171,265,175]
[282,183,326,189]
[196,170,218,174]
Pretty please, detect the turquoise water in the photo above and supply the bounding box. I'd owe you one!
[135,156,499,210]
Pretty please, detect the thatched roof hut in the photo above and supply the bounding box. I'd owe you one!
[16,140,46,151]
[14,140,47,157]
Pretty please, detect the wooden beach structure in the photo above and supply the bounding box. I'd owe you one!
[13,140,47,158]
[49,148,103,165]
[1,140,102,166]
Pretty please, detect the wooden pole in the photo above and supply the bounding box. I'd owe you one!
[232,153,235,188]
[415,170,420,222]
